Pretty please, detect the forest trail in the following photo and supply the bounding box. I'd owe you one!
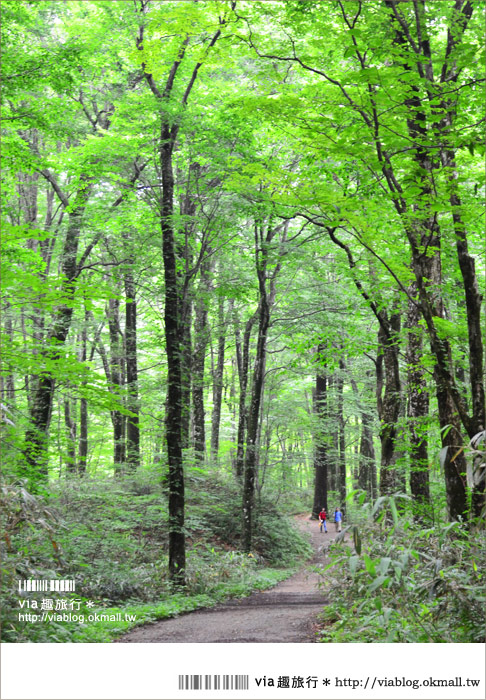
[116,514,335,643]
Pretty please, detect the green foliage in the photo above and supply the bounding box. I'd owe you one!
[1,474,309,642]
[186,473,313,564]
[253,511,313,565]
[0,482,62,641]
[1,482,60,570]
[1,0,484,649]
[318,500,485,643]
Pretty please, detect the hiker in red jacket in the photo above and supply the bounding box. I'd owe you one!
[318,508,327,533]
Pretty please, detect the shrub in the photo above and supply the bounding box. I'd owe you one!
[1,483,64,642]
[1,471,311,642]
[319,496,485,643]
[253,510,313,564]
[184,545,258,595]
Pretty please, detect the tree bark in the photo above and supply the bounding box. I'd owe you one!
[437,379,468,520]
[63,398,77,473]
[23,176,93,490]
[192,261,210,462]
[406,288,430,510]
[107,297,125,474]
[312,352,328,517]
[77,307,88,475]
[243,220,287,551]
[337,362,346,506]
[377,315,402,495]
[125,264,140,471]
[242,296,270,551]
[383,0,479,518]
[210,297,228,465]
[159,130,186,584]
[234,309,257,479]
[348,368,376,500]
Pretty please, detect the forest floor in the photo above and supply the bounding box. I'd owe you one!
[116,514,338,643]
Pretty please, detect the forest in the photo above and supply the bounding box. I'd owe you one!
[1,0,485,645]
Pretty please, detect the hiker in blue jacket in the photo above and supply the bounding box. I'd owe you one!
[334,507,342,532]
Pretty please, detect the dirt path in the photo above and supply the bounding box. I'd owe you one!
[116,514,336,643]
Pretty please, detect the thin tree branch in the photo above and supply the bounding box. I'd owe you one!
[39,170,69,208]
[237,13,373,129]
[76,161,148,275]
[385,0,420,55]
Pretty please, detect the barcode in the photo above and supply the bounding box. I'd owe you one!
[18,580,76,592]
[178,675,249,690]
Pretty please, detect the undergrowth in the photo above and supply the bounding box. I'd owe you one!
[318,494,485,643]
[1,473,310,642]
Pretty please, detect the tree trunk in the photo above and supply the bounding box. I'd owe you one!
[406,288,430,511]
[328,374,338,494]
[243,298,270,551]
[325,229,403,499]
[125,264,140,471]
[243,219,287,551]
[377,315,402,495]
[107,298,125,474]
[210,297,228,465]
[436,379,468,520]
[178,164,197,452]
[23,177,93,490]
[179,300,192,450]
[63,398,77,473]
[2,306,16,410]
[359,411,375,498]
[228,357,237,469]
[135,1,236,581]
[77,304,89,474]
[336,363,346,506]
[192,262,210,462]
[78,396,88,474]
[445,161,485,516]
[161,131,185,585]
[234,310,257,479]
[312,354,328,517]
[384,0,480,519]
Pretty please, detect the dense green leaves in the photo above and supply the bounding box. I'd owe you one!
[1,0,484,641]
